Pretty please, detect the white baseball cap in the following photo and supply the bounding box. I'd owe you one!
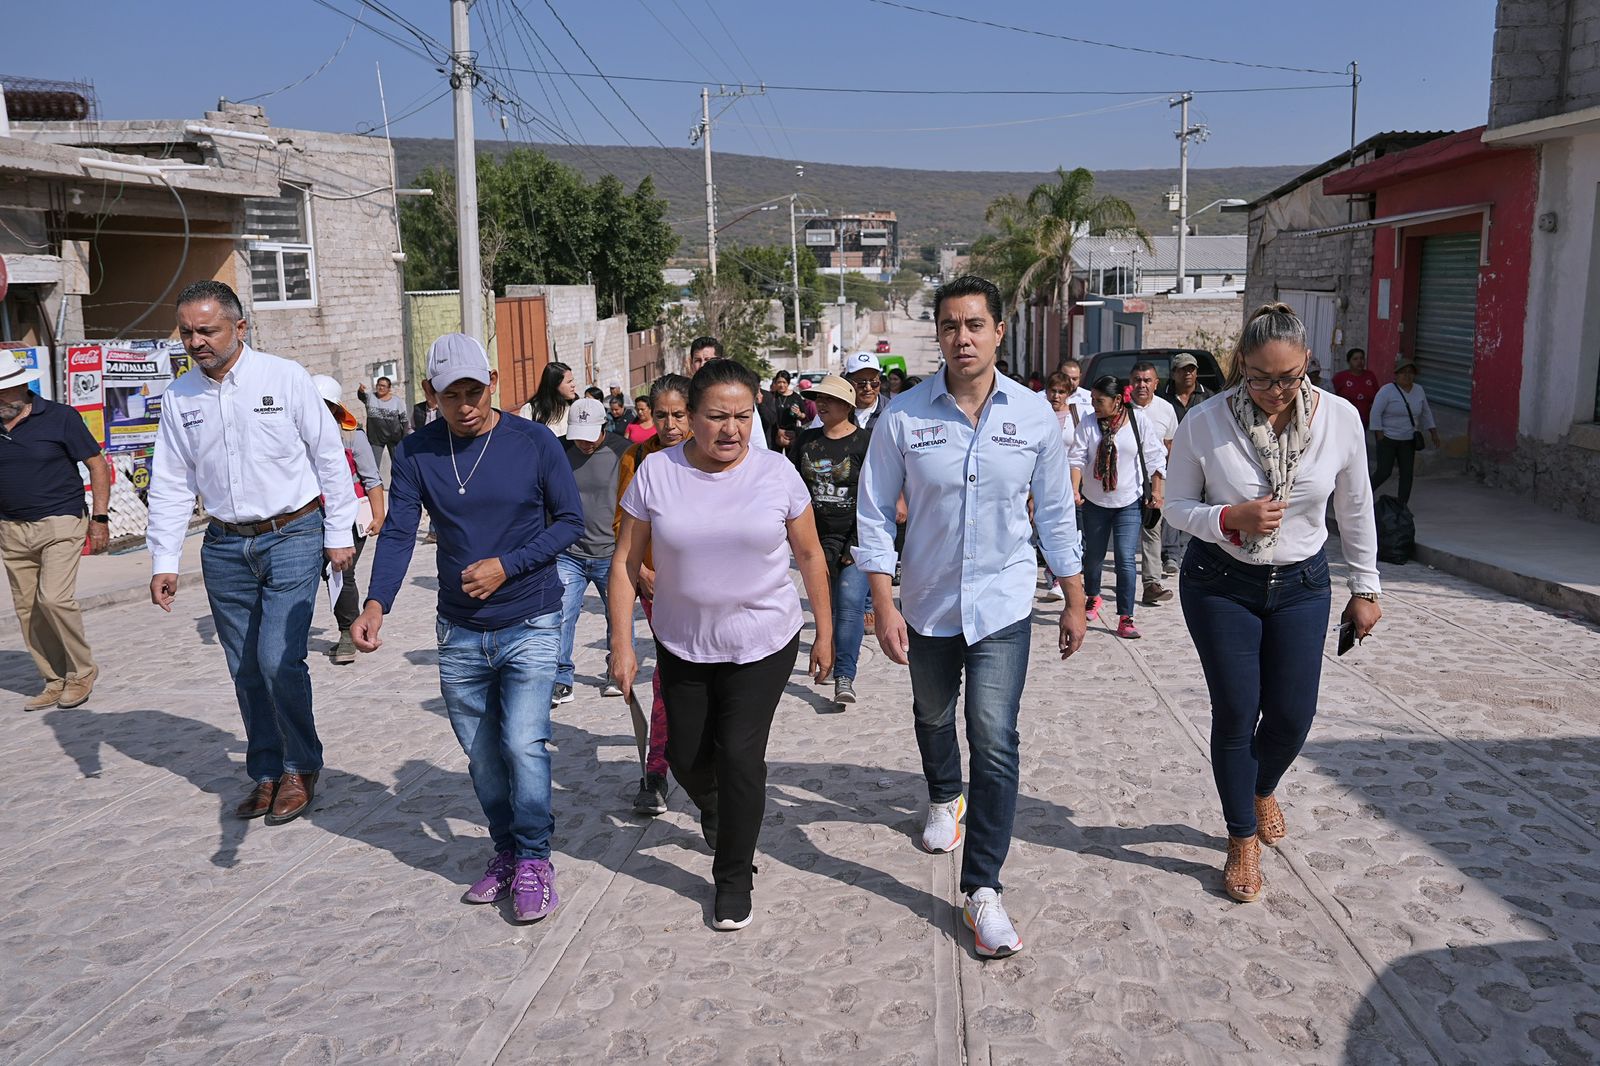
[566,396,606,442]
[0,352,42,391]
[426,333,492,391]
[843,352,882,377]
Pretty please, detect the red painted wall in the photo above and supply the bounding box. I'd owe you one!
[1357,148,1537,457]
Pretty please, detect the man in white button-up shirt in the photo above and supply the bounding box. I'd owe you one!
[147,281,357,827]
[856,275,1086,960]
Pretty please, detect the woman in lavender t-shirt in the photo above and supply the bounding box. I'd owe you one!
[609,359,834,932]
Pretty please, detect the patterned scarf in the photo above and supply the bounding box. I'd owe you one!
[1227,380,1315,560]
[1093,406,1127,493]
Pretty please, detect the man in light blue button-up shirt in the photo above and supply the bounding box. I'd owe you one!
[854,275,1085,959]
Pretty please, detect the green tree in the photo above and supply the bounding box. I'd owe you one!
[664,270,781,373]
[725,243,821,336]
[399,149,677,325]
[887,268,925,316]
[972,166,1150,316]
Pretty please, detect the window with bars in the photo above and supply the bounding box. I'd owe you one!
[244,185,316,308]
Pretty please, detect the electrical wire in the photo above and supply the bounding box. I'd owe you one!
[475,65,1351,97]
[357,84,452,135]
[119,178,190,335]
[862,0,1349,76]
[697,0,803,164]
[238,6,363,102]
[725,96,1166,133]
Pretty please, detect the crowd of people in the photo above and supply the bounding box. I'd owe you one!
[2,272,1399,958]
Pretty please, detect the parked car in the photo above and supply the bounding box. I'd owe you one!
[918,310,931,320]
[1080,348,1226,394]
[875,339,892,353]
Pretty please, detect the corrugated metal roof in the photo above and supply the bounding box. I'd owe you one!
[1070,235,1246,274]
[1227,131,1456,210]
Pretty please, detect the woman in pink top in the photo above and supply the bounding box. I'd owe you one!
[608,358,833,931]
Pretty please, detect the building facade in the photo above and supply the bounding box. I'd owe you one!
[803,211,899,277]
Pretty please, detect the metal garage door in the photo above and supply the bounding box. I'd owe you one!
[1413,233,1480,410]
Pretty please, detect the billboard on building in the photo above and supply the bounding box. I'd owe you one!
[805,229,836,246]
[859,229,890,246]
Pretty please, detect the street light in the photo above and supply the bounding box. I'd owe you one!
[1192,197,1247,218]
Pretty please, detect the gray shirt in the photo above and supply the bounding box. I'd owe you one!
[346,427,383,491]
[562,434,630,558]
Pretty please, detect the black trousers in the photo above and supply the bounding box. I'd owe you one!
[330,533,368,631]
[1372,436,1417,505]
[655,630,800,893]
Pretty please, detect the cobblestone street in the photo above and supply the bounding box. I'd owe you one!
[3,544,1599,1065]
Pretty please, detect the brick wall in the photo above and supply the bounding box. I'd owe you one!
[1242,213,1372,357]
[1140,294,1244,351]
[1490,0,1600,128]
[210,107,406,407]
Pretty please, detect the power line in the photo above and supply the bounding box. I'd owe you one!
[721,96,1166,134]
[475,66,1350,97]
[697,0,803,163]
[863,0,1349,76]
[238,5,363,102]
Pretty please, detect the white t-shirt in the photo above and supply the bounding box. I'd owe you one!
[1164,387,1380,594]
[1369,382,1437,441]
[1133,395,1178,445]
[1067,410,1169,509]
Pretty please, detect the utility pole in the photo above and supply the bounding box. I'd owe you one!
[450,0,483,342]
[788,193,802,352]
[1347,60,1360,223]
[837,213,848,357]
[691,84,766,281]
[1169,92,1207,297]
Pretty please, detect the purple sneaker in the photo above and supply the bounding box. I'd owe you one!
[464,850,515,904]
[512,858,559,921]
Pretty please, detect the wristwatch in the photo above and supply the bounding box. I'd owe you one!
[91,514,110,524]
[1352,592,1379,602]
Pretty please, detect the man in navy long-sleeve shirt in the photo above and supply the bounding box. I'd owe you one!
[353,334,583,923]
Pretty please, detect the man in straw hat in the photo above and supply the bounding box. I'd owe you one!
[0,350,110,710]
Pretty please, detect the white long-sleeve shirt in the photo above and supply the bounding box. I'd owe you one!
[1164,387,1380,595]
[1067,409,1168,509]
[147,345,358,573]
[1369,381,1437,440]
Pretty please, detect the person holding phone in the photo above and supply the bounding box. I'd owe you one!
[1165,302,1381,904]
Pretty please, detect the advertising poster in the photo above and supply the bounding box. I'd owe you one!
[65,345,105,446]
[103,344,176,453]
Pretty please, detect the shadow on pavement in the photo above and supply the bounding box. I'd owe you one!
[0,649,41,695]
[1293,736,1600,1064]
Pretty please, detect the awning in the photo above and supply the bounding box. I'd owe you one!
[1285,202,1492,239]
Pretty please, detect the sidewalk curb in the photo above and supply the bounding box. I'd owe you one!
[1413,540,1600,626]
[78,568,203,613]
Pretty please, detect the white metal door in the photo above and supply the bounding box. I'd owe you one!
[1279,289,1338,373]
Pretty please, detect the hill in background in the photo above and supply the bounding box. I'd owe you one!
[393,137,1305,259]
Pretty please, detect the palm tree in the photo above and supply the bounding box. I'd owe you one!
[973,166,1151,316]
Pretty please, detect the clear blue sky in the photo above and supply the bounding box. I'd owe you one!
[8,0,1494,172]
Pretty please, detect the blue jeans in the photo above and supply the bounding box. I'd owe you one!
[437,611,561,860]
[1081,499,1142,618]
[831,562,869,681]
[201,509,325,782]
[1179,540,1332,838]
[555,552,611,688]
[906,616,1031,895]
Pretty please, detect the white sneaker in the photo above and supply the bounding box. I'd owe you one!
[1040,584,1064,602]
[964,887,1022,958]
[921,795,966,853]
[601,680,623,697]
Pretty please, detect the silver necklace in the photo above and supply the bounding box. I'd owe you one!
[449,416,496,495]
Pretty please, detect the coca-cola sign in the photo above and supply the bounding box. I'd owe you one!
[70,350,100,368]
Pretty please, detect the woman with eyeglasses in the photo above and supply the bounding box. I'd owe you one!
[1165,303,1382,904]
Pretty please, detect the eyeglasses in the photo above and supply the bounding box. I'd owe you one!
[1244,366,1308,393]
[852,378,881,391]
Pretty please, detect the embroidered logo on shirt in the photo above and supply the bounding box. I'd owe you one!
[181,410,205,429]
[910,422,947,450]
[254,395,285,415]
[1003,422,1016,435]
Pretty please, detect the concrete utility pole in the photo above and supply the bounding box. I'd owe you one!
[788,193,802,351]
[1169,93,1208,297]
[692,84,766,280]
[450,0,483,342]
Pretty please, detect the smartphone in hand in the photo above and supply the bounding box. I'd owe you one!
[1337,620,1357,656]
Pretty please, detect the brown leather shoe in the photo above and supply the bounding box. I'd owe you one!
[266,771,318,825]
[235,779,279,819]
[24,681,66,711]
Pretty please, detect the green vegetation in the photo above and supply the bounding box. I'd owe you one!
[974,166,1150,314]
[393,138,1303,258]
[398,148,677,325]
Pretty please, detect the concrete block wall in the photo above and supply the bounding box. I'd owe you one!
[1486,430,1600,522]
[504,284,628,395]
[211,106,406,402]
[1491,0,1600,127]
[1243,213,1372,357]
[1140,295,1244,353]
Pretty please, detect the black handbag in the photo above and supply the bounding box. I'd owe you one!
[1398,387,1426,452]
[1126,405,1162,530]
